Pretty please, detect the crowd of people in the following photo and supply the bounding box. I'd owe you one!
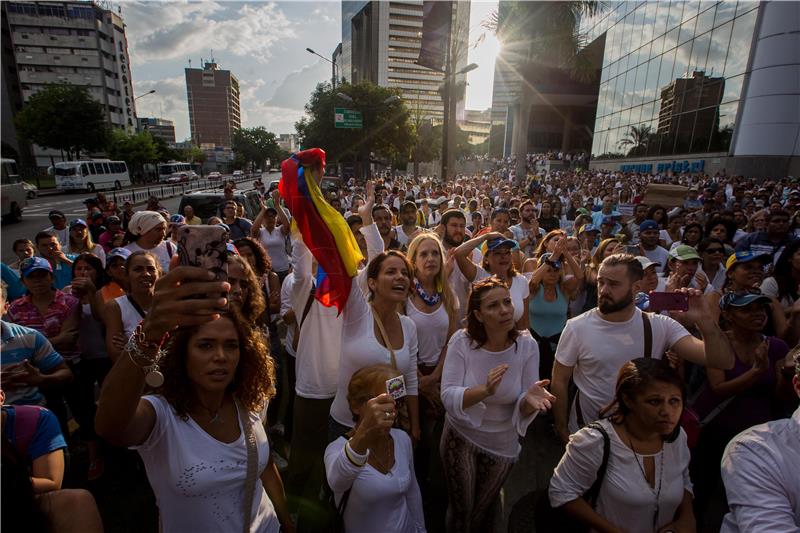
[2,152,800,533]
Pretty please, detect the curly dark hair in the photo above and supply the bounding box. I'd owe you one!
[156,310,275,419]
[227,255,266,324]
[704,217,737,245]
[233,237,270,277]
[465,276,519,349]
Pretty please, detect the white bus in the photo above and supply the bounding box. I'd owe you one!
[52,159,131,192]
[1,158,27,222]
[158,162,198,182]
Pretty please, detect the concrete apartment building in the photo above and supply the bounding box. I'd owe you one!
[137,117,176,146]
[340,0,470,122]
[185,60,241,148]
[1,1,137,167]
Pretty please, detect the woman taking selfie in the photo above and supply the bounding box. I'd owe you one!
[95,261,294,533]
[325,364,426,533]
[440,277,554,533]
[549,358,695,533]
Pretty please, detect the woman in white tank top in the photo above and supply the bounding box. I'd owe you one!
[104,251,161,360]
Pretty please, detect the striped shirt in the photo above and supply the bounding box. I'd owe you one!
[7,291,80,362]
[0,321,64,405]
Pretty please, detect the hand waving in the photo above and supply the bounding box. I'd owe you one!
[524,379,556,412]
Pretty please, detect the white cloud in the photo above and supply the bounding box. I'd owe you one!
[125,2,294,66]
[133,76,191,140]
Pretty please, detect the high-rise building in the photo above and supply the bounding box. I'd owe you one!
[137,117,176,146]
[459,109,492,145]
[2,1,137,167]
[277,133,298,153]
[185,60,240,148]
[341,0,470,121]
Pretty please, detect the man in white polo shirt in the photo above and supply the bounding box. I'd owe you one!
[551,253,734,443]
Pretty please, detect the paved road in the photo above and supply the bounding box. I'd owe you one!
[1,172,280,264]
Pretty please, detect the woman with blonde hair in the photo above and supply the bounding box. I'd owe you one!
[66,218,106,266]
[325,364,426,533]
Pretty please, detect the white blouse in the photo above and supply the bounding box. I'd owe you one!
[440,329,540,458]
[549,419,693,533]
[325,429,426,533]
[405,298,449,366]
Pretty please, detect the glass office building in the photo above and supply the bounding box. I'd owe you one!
[580,1,799,176]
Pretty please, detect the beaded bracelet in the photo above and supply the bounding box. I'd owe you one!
[344,440,368,467]
[124,324,170,387]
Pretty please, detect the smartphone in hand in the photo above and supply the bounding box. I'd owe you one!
[648,291,689,312]
[175,225,230,304]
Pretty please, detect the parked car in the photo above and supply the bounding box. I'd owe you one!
[178,189,262,222]
[207,171,222,181]
[22,181,38,199]
[232,170,244,177]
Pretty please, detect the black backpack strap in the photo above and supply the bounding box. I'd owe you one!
[574,388,586,428]
[583,422,611,508]
[642,311,652,358]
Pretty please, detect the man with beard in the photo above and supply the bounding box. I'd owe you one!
[551,253,734,444]
[372,204,403,251]
[509,200,544,256]
[394,201,422,246]
[438,209,481,323]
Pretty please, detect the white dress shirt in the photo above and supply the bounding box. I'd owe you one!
[720,406,800,532]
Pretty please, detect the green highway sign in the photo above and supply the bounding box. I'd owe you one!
[334,108,363,129]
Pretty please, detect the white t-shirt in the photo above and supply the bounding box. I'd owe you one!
[555,307,690,433]
[760,276,796,308]
[66,243,106,267]
[132,395,279,533]
[440,329,540,458]
[257,227,291,273]
[475,266,530,324]
[287,238,343,399]
[549,419,693,533]
[642,246,670,273]
[45,225,69,247]
[330,223,420,427]
[405,298,449,366]
[324,429,426,533]
[125,240,175,273]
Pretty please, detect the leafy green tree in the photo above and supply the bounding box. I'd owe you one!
[152,136,180,162]
[296,81,415,178]
[107,130,158,181]
[14,82,110,159]
[232,127,281,172]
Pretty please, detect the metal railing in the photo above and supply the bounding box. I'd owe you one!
[109,174,256,206]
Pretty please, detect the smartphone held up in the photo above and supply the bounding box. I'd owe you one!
[175,225,230,306]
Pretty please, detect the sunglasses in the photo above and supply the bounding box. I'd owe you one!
[704,247,725,254]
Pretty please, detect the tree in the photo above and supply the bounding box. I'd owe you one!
[296,81,415,178]
[232,127,281,172]
[618,124,653,156]
[107,130,158,183]
[14,82,110,160]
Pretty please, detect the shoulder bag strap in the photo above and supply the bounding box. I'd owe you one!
[642,311,653,359]
[291,287,316,352]
[583,422,611,508]
[126,295,147,320]
[371,305,398,370]
[238,400,258,533]
[574,388,586,428]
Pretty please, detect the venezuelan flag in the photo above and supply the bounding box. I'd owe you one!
[279,149,364,313]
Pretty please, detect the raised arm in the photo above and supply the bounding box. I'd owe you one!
[453,231,504,282]
[96,258,230,447]
[271,189,292,235]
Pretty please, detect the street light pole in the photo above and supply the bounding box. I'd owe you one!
[306,47,337,90]
[134,89,156,101]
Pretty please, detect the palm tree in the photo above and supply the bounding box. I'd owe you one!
[618,124,653,155]
[484,1,603,183]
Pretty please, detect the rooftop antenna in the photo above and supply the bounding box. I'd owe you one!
[188,58,192,68]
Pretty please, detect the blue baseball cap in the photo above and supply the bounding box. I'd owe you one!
[69,218,88,229]
[226,243,239,255]
[540,252,563,270]
[725,250,771,270]
[640,219,660,232]
[719,291,771,309]
[20,256,53,278]
[484,238,518,253]
[579,224,600,234]
[169,214,186,226]
[601,216,617,225]
[108,247,132,262]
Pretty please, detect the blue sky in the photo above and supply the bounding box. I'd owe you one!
[125,1,499,142]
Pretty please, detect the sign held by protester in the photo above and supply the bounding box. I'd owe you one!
[643,184,688,208]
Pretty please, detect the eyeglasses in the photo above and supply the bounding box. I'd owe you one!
[704,247,725,254]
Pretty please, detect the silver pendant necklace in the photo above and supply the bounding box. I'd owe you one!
[628,436,664,532]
